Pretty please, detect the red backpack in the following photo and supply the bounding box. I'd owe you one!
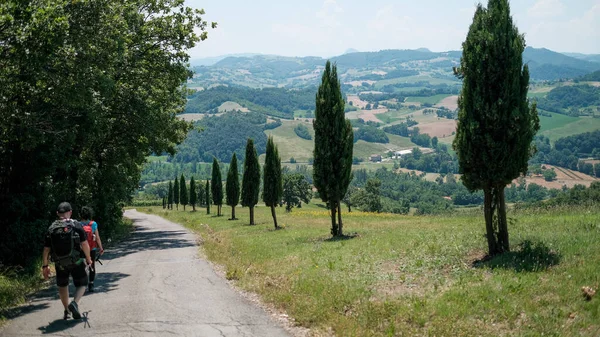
[82,221,97,249]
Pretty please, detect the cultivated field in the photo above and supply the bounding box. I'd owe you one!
[526,165,598,189]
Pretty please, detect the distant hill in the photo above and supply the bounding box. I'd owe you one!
[190,53,263,67]
[523,47,600,80]
[189,47,600,88]
[563,52,600,64]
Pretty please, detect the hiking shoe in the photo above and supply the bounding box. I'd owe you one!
[88,283,94,293]
[68,301,81,319]
[63,310,70,320]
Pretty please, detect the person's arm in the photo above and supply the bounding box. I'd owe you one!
[42,247,51,279]
[94,228,104,254]
[81,241,92,265]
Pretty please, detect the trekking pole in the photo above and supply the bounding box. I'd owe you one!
[95,253,103,265]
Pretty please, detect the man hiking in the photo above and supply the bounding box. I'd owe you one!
[42,202,93,320]
[80,206,104,292]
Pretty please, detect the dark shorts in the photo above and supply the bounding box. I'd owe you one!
[56,263,88,288]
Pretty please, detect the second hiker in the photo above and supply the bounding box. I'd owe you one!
[80,206,104,292]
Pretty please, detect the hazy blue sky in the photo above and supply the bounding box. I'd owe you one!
[185,0,600,58]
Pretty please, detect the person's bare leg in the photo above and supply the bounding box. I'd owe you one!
[74,286,86,303]
[58,286,69,309]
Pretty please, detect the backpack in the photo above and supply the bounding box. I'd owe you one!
[82,221,97,250]
[48,219,82,270]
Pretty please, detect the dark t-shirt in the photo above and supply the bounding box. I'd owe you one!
[44,218,87,251]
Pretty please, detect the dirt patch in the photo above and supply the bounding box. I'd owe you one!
[345,80,376,87]
[357,108,389,123]
[522,164,598,189]
[178,113,207,122]
[347,94,368,109]
[418,119,457,138]
[435,95,459,111]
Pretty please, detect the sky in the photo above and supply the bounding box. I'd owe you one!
[185,0,600,59]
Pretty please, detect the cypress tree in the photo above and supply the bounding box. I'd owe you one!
[211,158,223,216]
[226,153,240,220]
[180,174,188,211]
[313,61,354,236]
[205,180,211,214]
[168,181,173,210]
[173,177,180,210]
[162,196,166,209]
[263,136,282,229]
[189,176,197,211]
[453,0,539,256]
[241,138,261,225]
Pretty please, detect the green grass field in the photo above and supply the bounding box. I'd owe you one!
[146,155,169,162]
[405,94,452,105]
[265,120,315,162]
[538,110,579,134]
[539,116,600,143]
[145,203,600,336]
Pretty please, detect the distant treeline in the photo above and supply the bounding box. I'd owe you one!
[536,85,600,116]
[530,132,600,177]
[185,85,316,119]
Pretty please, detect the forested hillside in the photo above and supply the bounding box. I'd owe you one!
[172,111,268,163]
[185,85,316,118]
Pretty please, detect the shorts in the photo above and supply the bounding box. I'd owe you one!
[56,263,88,288]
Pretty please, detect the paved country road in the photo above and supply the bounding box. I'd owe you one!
[1,209,291,337]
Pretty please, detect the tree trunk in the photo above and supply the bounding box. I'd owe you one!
[230,205,236,220]
[183,205,186,211]
[483,187,499,256]
[347,204,351,212]
[192,204,195,212]
[337,201,343,237]
[249,206,255,225]
[271,205,278,229]
[206,203,210,214]
[330,202,338,236]
[496,185,509,253]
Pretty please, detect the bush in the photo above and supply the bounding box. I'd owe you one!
[294,124,312,140]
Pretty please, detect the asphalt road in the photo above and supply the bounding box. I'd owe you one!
[1,209,291,337]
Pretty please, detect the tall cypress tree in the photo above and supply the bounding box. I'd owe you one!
[263,136,282,229]
[180,174,188,211]
[226,153,240,220]
[168,181,173,210]
[313,61,354,236]
[189,176,197,211]
[453,0,539,256]
[173,177,180,210]
[241,138,261,225]
[205,180,211,214]
[211,158,223,216]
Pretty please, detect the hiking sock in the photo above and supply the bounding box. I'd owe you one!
[68,301,81,319]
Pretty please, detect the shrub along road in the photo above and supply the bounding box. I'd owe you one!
[0,209,290,337]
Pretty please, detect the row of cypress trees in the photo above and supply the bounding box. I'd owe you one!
[161,136,284,229]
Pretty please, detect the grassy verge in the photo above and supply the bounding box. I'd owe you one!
[145,202,600,336]
[0,218,134,324]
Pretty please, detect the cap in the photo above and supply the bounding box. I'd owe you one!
[57,202,72,213]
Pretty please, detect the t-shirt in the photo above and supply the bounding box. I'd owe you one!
[44,219,87,254]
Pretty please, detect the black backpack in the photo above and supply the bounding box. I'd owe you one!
[48,219,82,270]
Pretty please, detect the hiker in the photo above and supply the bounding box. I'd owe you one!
[42,202,93,320]
[80,206,104,292]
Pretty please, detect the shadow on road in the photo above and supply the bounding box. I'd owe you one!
[100,217,195,261]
